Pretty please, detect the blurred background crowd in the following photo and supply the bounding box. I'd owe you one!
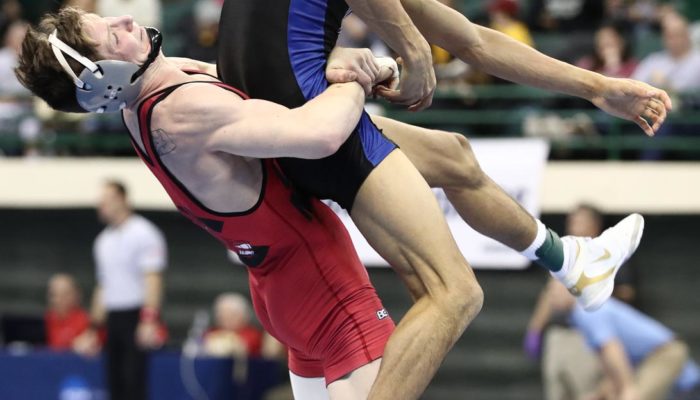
[1,0,700,160]
[1,1,699,399]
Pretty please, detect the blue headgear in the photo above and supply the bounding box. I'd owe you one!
[48,27,163,113]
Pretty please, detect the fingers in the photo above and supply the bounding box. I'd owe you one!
[634,115,654,137]
[656,89,673,111]
[641,92,670,133]
[325,69,357,84]
[646,99,667,132]
[407,89,434,112]
[363,51,380,79]
[355,68,374,95]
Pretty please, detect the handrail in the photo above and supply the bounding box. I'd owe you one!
[2,85,700,160]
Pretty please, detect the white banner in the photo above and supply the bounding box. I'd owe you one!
[326,138,550,269]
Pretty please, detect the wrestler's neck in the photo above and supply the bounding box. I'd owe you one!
[129,55,191,110]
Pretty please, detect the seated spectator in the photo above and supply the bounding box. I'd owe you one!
[179,0,222,63]
[95,0,161,29]
[632,12,700,92]
[0,0,22,34]
[577,23,638,78]
[524,205,639,400]
[632,11,700,159]
[548,279,700,400]
[336,13,389,58]
[203,293,262,357]
[527,0,604,61]
[488,0,534,47]
[62,0,95,11]
[0,20,31,113]
[44,273,90,351]
[527,0,605,33]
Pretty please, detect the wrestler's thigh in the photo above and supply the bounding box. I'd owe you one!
[326,359,381,400]
[371,115,481,189]
[290,372,330,400]
[350,150,476,298]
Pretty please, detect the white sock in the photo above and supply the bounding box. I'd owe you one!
[520,219,547,261]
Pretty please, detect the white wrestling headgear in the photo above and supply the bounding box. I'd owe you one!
[47,27,163,113]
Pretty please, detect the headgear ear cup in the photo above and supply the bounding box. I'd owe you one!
[77,60,141,113]
[48,27,163,113]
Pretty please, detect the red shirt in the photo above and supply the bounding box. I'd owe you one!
[45,308,90,350]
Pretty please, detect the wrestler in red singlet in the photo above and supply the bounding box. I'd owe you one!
[128,79,394,383]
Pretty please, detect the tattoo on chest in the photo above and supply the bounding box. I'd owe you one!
[152,129,176,156]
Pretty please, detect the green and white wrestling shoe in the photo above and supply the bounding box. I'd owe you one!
[555,213,644,311]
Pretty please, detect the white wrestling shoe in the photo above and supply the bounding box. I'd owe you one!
[555,213,645,311]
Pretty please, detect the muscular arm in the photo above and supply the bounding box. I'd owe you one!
[176,81,365,159]
[398,0,671,135]
[346,0,430,68]
[346,0,435,109]
[400,0,603,99]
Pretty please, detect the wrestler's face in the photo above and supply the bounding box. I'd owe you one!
[81,13,151,64]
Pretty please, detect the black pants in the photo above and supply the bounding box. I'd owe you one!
[106,308,147,400]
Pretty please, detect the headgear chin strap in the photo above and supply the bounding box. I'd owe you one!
[48,27,163,113]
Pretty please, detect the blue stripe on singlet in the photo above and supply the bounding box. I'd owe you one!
[287,0,330,100]
[286,0,396,166]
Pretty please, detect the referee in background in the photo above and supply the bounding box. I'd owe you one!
[73,180,168,400]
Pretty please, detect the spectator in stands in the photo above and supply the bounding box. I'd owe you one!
[527,0,605,61]
[488,0,534,47]
[577,23,638,79]
[633,12,700,92]
[0,19,37,156]
[337,13,390,58]
[62,0,95,11]
[73,180,168,400]
[0,0,22,34]
[45,273,90,351]
[67,0,161,29]
[179,0,222,64]
[548,279,700,400]
[203,292,263,357]
[528,0,605,33]
[524,204,639,400]
[632,11,700,159]
[0,20,31,109]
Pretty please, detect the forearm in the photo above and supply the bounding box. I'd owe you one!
[402,0,605,101]
[527,289,553,332]
[600,341,636,395]
[142,272,163,312]
[298,82,365,141]
[90,287,105,326]
[465,26,605,101]
[346,0,431,66]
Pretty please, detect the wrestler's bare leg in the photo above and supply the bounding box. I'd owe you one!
[289,359,381,400]
[349,150,484,400]
[372,115,537,251]
[326,359,381,400]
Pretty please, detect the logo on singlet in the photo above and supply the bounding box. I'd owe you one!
[376,309,389,320]
[232,242,269,268]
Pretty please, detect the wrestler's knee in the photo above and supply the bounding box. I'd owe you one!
[430,132,485,190]
[434,269,483,326]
